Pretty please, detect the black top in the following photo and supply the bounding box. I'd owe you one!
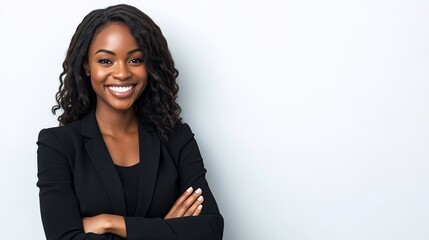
[115,162,140,216]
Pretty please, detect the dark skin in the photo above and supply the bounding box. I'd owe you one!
[82,22,204,238]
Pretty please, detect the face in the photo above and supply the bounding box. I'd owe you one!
[86,22,148,113]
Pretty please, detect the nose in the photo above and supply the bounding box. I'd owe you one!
[112,62,132,80]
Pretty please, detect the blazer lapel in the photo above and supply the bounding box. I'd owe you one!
[135,120,160,216]
[81,110,126,216]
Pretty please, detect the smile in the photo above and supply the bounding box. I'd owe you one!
[108,85,134,93]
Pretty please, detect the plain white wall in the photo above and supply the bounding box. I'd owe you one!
[0,0,428,239]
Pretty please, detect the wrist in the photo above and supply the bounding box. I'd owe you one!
[103,214,126,237]
[101,214,114,231]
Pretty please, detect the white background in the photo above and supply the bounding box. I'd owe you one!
[0,0,428,239]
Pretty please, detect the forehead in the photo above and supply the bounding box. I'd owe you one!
[89,22,139,52]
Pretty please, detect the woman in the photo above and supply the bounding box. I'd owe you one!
[36,4,223,240]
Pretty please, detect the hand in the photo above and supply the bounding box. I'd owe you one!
[164,187,204,219]
[82,214,109,235]
[82,214,126,237]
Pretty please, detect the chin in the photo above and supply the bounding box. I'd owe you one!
[106,101,135,112]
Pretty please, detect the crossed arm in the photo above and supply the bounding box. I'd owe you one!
[82,187,205,238]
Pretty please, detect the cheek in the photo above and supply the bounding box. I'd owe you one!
[87,59,110,81]
[89,71,109,93]
[91,68,110,83]
[136,68,149,88]
[89,79,104,96]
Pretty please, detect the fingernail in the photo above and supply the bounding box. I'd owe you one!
[186,187,193,193]
[197,196,203,201]
[198,205,203,210]
[195,188,202,194]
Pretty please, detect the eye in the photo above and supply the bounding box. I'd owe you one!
[129,58,143,64]
[98,59,112,65]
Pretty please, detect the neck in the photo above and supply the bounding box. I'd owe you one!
[95,105,138,136]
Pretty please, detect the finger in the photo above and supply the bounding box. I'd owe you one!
[184,195,204,217]
[165,187,193,219]
[165,187,193,218]
[174,188,202,217]
[192,204,203,216]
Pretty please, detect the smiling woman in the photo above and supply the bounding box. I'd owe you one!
[36,4,223,240]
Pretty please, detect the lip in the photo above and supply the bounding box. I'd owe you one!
[105,83,137,98]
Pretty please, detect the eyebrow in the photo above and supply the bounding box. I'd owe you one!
[94,48,142,56]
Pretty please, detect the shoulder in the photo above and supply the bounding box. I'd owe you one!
[37,120,83,160]
[166,122,194,144]
[161,122,197,155]
[38,120,81,142]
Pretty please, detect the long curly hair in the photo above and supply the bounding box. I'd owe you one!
[52,4,182,140]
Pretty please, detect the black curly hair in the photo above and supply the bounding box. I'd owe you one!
[52,4,182,140]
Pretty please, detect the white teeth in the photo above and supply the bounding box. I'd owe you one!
[108,85,133,93]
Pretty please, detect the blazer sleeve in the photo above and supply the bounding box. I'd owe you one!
[124,123,224,240]
[37,129,122,240]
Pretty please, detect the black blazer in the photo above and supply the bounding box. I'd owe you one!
[36,110,223,240]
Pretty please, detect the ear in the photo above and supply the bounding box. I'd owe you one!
[84,64,90,76]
